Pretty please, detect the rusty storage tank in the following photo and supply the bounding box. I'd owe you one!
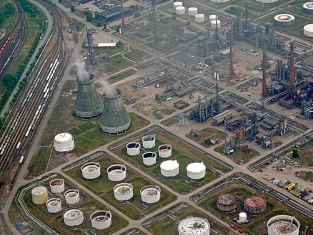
[244,196,266,214]
[216,194,237,212]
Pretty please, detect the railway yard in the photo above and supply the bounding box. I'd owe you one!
[1,0,313,235]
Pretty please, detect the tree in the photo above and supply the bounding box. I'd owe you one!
[3,2,16,17]
[0,13,4,27]
[292,149,299,158]
[70,5,75,12]
[204,139,212,146]
[84,11,93,22]
[58,0,62,3]
[116,40,123,47]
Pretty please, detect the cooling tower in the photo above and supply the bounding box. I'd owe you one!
[74,74,103,120]
[100,89,131,135]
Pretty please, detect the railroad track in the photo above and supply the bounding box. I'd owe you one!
[0,2,68,185]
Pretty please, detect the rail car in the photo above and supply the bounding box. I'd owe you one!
[19,156,25,164]
[0,36,12,56]
[16,141,21,150]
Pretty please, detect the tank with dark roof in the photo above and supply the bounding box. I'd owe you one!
[100,89,131,135]
[73,74,103,119]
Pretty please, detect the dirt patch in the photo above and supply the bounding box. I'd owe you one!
[133,98,175,119]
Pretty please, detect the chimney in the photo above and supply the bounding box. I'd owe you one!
[229,29,235,77]
[74,74,103,119]
[262,51,267,97]
[120,0,125,29]
[100,89,131,135]
[152,0,157,43]
[289,41,295,93]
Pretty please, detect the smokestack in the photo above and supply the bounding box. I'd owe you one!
[289,41,295,94]
[152,0,157,43]
[245,2,248,30]
[120,0,125,29]
[74,74,103,119]
[262,51,267,97]
[229,29,235,77]
[100,89,131,135]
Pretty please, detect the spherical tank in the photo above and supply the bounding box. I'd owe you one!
[140,185,161,204]
[211,20,221,29]
[90,211,112,230]
[160,160,179,177]
[53,133,74,152]
[113,183,134,201]
[176,6,185,15]
[126,142,140,156]
[304,24,313,37]
[173,1,182,9]
[216,194,237,212]
[239,212,247,223]
[142,152,157,166]
[64,189,80,204]
[81,162,101,180]
[50,179,65,194]
[31,186,48,205]
[158,144,172,158]
[186,162,206,179]
[46,198,62,213]
[188,7,198,16]
[63,209,84,227]
[107,164,127,181]
[303,2,313,14]
[178,217,210,235]
[142,135,155,149]
[195,14,205,23]
[267,215,300,235]
[244,196,266,214]
[274,14,295,27]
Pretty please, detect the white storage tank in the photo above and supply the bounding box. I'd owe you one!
[142,152,157,166]
[113,183,134,201]
[90,211,112,230]
[50,179,65,194]
[173,1,182,9]
[63,209,84,227]
[126,142,140,156]
[107,164,127,181]
[188,7,198,16]
[64,189,80,204]
[53,133,74,152]
[303,2,313,14]
[176,6,185,15]
[32,186,48,205]
[186,162,206,179]
[140,185,161,204]
[209,15,217,21]
[267,215,300,235]
[195,14,205,23]
[211,20,221,29]
[239,212,247,223]
[46,198,62,213]
[158,144,172,158]
[160,160,179,177]
[304,24,313,37]
[178,216,210,235]
[274,14,295,27]
[81,162,101,180]
[142,135,155,149]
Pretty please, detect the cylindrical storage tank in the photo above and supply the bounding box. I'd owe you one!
[176,6,185,15]
[209,15,217,21]
[178,217,210,235]
[274,14,295,27]
[53,133,74,152]
[142,135,155,149]
[304,24,313,37]
[267,215,300,235]
[158,144,172,158]
[303,2,313,14]
[239,212,247,223]
[81,162,101,180]
[216,194,237,212]
[186,162,206,179]
[113,183,134,201]
[188,7,198,16]
[90,211,112,230]
[64,189,80,204]
[63,209,84,227]
[107,164,127,181]
[140,185,161,204]
[195,14,205,23]
[173,1,182,9]
[211,20,221,29]
[31,186,48,205]
[46,198,62,213]
[126,142,140,156]
[142,152,157,166]
[244,196,266,214]
[50,179,65,194]
[160,160,179,177]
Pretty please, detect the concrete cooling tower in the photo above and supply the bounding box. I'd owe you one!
[100,89,131,135]
[74,74,103,120]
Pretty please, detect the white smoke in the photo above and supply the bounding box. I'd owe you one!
[97,78,118,97]
[75,60,89,82]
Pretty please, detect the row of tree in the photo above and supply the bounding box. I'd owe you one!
[0,2,16,27]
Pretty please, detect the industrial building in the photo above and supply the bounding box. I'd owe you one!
[95,6,131,22]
